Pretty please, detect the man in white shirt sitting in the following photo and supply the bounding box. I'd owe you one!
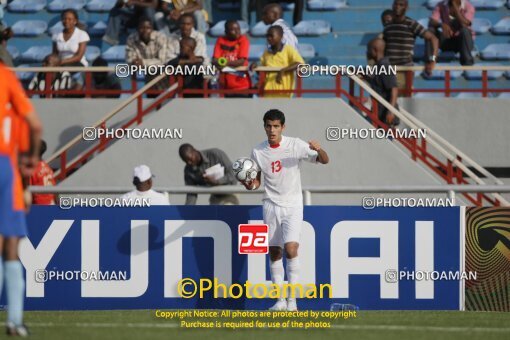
[122,165,170,205]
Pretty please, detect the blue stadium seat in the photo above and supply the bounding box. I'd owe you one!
[491,17,510,35]
[281,2,295,11]
[7,0,46,13]
[464,63,504,80]
[293,20,331,36]
[7,45,20,60]
[86,46,101,62]
[250,21,270,37]
[307,0,347,11]
[15,64,38,81]
[417,18,429,28]
[248,44,266,60]
[470,0,505,9]
[48,21,63,36]
[208,20,249,37]
[85,0,116,12]
[102,45,126,62]
[425,0,441,10]
[215,1,239,10]
[21,46,52,62]
[419,63,463,80]
[47,0,86,12]
[413,92,446,98]
[11,20,48,36]
[480,43,510,60]
[297,44,316,58]
[88,21,107,37]
[472,18,492,34]
[455,92,494,98]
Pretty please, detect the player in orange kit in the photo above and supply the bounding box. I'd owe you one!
[0,62,43,336]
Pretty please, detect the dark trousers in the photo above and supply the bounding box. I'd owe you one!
[425,26,474,66]
[255,0,304,26]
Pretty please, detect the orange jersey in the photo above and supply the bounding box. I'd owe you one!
[0,63,34,211]
[30,161,56,205]
[0,63,34,158]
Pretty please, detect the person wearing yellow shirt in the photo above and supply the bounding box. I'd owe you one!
[256,26,304,98]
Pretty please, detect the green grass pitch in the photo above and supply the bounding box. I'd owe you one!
[1,310,509,340]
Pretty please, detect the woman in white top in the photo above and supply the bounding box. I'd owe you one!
[52,9,90,67]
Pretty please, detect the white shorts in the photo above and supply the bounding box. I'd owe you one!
[263,200,303,247]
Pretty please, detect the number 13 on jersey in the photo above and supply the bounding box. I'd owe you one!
[271,160,282,173]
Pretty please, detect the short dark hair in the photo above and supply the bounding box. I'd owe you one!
[180,36,196,49]
[179,143,194,159]
[267,25,283,37]
[180,13,195,25]
[61,8,79,21]
[138,16,152,27]
[263,109,285,125]
[381,9,393,20]
[224,19,238,32]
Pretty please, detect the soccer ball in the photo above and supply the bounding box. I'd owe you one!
[232,157,259,183]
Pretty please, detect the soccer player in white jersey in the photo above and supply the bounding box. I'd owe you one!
[243,109,329,311]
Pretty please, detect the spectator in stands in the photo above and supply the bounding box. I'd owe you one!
[212,20,251,98]
[262,3,298,50]
[383,0,438,79]
[28,54,76,97]
[167,14,208,64]
[126,17,169,97]
[427,0,475,66]
[366,38,400,127]
[253,25,304,98]
[91,57,122,98]
[0,24,13,67]
[52,9,90,67]
[102,0,157,46]
[155,0,208,35]
[122,165,170,205]
[258,0,304,26]
[178,143,239,205]
[168,37,205,98]
[381,9,393,27]
[29,140,56,205]
[371,10,394,64]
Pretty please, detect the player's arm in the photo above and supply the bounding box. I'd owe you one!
[309,140,329,164]
[243,171,261,191]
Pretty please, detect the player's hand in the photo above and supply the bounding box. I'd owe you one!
[308,140,322,152]
[276,71,283,84]
[19,154,38,178]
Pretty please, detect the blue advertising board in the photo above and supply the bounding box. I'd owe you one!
[9,206,463,310]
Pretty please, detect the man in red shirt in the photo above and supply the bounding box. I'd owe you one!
[30,140,56,205]
[212,20,252,97]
